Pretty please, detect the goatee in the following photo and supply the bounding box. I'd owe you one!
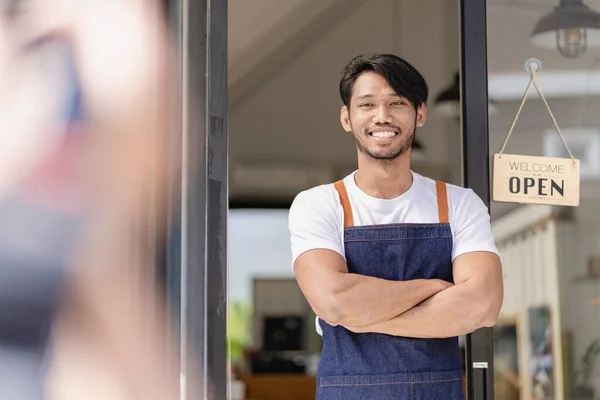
[354,128,416,161]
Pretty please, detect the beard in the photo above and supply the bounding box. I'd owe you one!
[352,121,416,161]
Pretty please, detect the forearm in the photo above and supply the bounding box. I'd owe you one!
[329,275,447,327]
[348,281,498,338]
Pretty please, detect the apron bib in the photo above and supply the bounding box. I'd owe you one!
[316,180,464,400]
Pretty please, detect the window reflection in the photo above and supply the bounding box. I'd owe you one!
[488,1,600,398]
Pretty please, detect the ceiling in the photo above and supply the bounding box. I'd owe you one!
[228,0,600,83]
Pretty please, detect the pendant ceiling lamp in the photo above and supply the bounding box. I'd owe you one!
[531,0,600,59]
[434,72,461,118]
[434,72,497,118]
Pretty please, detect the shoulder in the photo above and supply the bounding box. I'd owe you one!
[445,183,489,221]
[290,183,340,215]
[288,182,341,230]
[440,182,498,260]
[414,173,490,226]
[412,173,481,207]
[288,182,345,264]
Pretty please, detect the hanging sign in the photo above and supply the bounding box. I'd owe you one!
[493,154,579,206]
[492,58,580,207]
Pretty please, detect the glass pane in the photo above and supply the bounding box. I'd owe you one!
[487,1,600,399]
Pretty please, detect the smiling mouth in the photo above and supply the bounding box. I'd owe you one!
[369,130,398,140]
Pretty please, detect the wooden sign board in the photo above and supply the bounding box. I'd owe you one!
[493,153,580,207]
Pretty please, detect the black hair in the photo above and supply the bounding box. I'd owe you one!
[339,54,429,110]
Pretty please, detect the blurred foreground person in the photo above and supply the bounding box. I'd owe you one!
[0,1,198,399]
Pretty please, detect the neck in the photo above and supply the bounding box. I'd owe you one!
[354,151,413,199]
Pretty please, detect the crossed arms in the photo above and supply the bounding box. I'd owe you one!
[293,249,503,338]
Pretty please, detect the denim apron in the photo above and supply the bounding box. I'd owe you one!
[315,180,464,400]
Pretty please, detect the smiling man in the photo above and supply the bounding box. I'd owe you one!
[289,54,503,400]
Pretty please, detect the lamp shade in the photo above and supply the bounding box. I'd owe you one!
[434,72,497,117]
[434,72,460,117]
[532,0,600,58]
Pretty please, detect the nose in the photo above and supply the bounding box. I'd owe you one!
[373,104,392,124]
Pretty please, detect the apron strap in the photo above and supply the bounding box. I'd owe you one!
[334,179,449,226]
[435,181,449,224]
[333,180,354,228]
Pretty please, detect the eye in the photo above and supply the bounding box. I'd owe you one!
[391,101,405,107]
[359,103,374,108]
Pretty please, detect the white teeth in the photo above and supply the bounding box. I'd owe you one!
[371,131,396,138]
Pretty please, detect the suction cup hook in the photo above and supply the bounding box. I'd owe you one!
[524,58,542,74]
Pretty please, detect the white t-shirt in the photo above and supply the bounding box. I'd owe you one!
[289,170,498,265]
[288,170,499,335]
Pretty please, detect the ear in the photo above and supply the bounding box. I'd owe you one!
[340,106,352,132]
[416,104,427,127]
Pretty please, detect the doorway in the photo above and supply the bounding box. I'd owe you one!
[173,0,498,399]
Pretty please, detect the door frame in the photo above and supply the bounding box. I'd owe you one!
[174,0,228,398]
[460,0,495,399]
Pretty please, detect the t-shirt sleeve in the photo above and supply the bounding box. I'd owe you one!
[288,188,344,267]
[451,188,499,261]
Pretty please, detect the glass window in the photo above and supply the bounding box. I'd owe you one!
[487,1,600,398]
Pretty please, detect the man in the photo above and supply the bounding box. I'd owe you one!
[289,54,503,400]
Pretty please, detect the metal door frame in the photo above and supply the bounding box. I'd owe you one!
[174,0,228,398]
[460,0,495,399]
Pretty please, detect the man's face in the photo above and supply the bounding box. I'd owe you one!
[340,71,426,161]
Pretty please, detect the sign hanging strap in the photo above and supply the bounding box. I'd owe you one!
[492,58,580,207]
[497,58,575,162]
